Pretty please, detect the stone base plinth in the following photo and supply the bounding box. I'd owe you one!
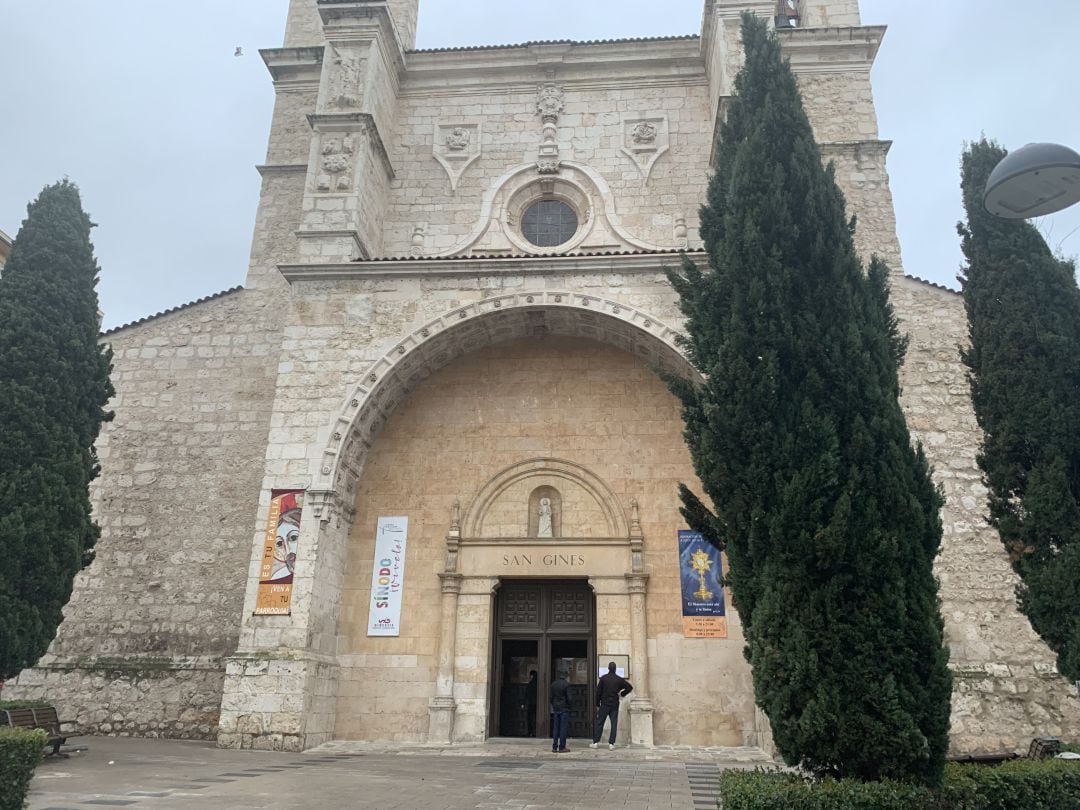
[217,650,338,752]
[629,697,654,747]
[427,696,457,744]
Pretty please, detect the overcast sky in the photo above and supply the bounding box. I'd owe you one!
[2,1,1077,331]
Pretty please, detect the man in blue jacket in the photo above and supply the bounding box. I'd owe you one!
[550,668,571,753]
[589,662,633,750]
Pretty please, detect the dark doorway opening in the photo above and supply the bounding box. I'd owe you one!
[490,580,596,741]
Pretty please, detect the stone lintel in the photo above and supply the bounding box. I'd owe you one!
[279,250,707,283]
[776,25,886,73]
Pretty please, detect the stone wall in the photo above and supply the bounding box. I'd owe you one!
[896,276,1080,752]
[4,289,285,739]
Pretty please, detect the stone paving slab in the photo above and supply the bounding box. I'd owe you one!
[27,737,765,809]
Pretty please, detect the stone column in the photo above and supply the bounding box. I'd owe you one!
[428,573,462,744]
[626,572,654,747]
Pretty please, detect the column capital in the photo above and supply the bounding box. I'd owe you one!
[624,573,649,594]
[439,573,463,594]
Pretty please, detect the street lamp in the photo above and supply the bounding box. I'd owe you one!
[983,142,1080,219]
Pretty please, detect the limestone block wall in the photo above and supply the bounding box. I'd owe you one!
[388,43,711,258]
[5,290,284,739]
[895,276,1080,752]
[801,0,862,28]
[798,72,879,143]
[284,0,324,48]
[266,87,320,167]
[823,143,903,271]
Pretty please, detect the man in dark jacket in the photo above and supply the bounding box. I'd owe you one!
[549,669,571,753]
[589,662,633,750]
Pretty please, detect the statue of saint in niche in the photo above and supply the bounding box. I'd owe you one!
[537,497,554,538]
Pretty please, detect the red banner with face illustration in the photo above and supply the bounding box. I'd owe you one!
[255,490,304,615]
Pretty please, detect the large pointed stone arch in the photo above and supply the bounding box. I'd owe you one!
[308,290,697,513]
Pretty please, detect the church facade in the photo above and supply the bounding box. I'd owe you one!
[9,0,1080,754]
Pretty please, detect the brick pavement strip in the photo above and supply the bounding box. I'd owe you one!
[27,738,752,810]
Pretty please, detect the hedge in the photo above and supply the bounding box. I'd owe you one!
[0,727,47,810]
[719,760,1080,810]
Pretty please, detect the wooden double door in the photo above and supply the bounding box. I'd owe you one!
[491,579,596,740]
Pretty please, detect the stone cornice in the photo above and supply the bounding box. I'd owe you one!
[776,25,886,73]
[819,139,893,157]
[279,250,705,282]
[256,164,309,177]
[260,46,324,85]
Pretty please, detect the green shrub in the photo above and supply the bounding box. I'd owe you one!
[0,701,51,711]
[718,770,935,810]
[718,761,1080,810]
[941,760,1080,810]
[0,727,47,810]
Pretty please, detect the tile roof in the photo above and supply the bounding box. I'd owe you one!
[355,248,699,262]
[902,273,959,295]
[408,34,699,54]
[101,287,244,337]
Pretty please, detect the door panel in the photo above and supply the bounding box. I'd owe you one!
[492,580,595,739]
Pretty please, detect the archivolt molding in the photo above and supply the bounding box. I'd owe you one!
[461,458,628,539]
[310,292,698,498]
[432,160,671,258]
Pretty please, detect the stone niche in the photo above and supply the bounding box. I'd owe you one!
[464,459,626,540]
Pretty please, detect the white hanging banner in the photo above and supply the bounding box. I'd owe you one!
[367,516,409,637]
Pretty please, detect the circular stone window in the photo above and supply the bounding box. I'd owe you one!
[521,199,579,248]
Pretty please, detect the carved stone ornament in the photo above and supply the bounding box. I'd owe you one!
[433,122,481,193]
[317,134,356,192]
[537,157,560,175]
[620,116,670,185]
[327,46,364,110]
[631,121,658,144]
[445,127,471,151]
[536,83,565,122]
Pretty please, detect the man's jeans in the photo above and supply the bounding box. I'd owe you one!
[593,703,619,744]
[552,710,569,750]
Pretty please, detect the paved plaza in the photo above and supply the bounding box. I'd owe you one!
[27,737,767,809]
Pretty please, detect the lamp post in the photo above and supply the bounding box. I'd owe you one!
[984,142,1080,219]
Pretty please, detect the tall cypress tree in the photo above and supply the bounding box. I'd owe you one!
[0,181,114,679]
[667,15,951,783]
[959,139,1080,682]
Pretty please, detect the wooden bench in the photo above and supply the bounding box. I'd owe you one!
[2,707,77,756]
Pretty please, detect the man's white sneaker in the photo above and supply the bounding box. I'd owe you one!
[609,744,615,750]
[588,742,598,749]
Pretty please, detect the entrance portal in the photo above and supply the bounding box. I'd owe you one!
[491,579,596,740]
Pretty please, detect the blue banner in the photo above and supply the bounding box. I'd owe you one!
[678,530,727,638]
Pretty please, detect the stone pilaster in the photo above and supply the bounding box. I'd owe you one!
[428,573,463,744]
[626,572,654,747]
[296,1,403,262]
